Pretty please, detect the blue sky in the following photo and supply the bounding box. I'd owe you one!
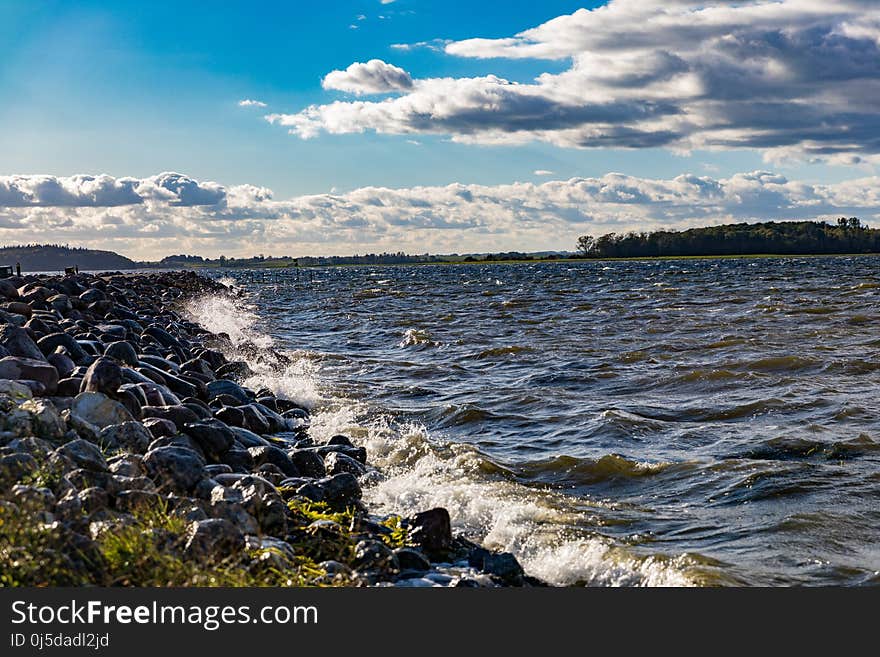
[1,1,879,258]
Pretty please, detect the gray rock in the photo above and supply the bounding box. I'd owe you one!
[247,445,299,477]
[141,405,199,430]
[141,417,177,438]
[323,451,367,476]
[0,453,38,486]
[79,357,123,397]
[56,438,108,472]
[295,472,361,509]
[409,507,452,554]
[71,392,134,428]
[290,448,326,478]
[394,548,431,572]
[468,549,524,585]
[352,539,399,575]
[206,379,252,404]
[184,518,244,560]
[0,356,58,394]
[108,454,145,477]
[99,422,152,454]
[183,420,235,461]
[143,446,206,492]
[113,489,161,513]
[36,332,88,363]
[0,325,46,361]
[104,341,138,366]
[47,352,76,379]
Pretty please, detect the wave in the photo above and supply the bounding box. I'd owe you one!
[515,453,692,487]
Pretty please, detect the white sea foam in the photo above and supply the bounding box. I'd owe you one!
[185,291,696,587]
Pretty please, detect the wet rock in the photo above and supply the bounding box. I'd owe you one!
[184,518,244,560]
[79,357,123,397]
[183,420,235,461]
[57,377,83,397]
[327,434,354,448]
[228,426,270,449]
[143,446,206,492]
[290,448,326,478]
[409,507,452,554]
[98,422,152,454]
[352,539,399,576]
[207,379,252,404]
[295,473,361,509]
[247,445,299,477]
[237,404,271,434]
[71,392,134,428]
[215,361,253,380]
[393,548,431,572]
[104,341,138,366]
[0,325,46,361]
[0,356,58,394]
[324,451,367,476]
[56,438,108,472]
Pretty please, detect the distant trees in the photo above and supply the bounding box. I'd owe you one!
[0,244,137,272]
[575,219,879,258]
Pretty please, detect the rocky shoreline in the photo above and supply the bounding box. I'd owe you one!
[0,270,542,587]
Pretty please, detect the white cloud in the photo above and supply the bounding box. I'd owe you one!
[2,170,880,259]
[534,170,554,176]
[267,0,880,161]
[321,59,413,95]
[238,99,267,108]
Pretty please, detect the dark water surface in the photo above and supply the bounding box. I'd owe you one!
[193,257,880,586]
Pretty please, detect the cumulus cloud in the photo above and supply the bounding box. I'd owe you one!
[238,99,267,108]
[321,59,414,95]
[2,170,880,259]
[267,0,880,161]
[534,170,554,176]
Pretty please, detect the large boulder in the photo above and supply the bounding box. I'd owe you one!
[56,438,108,472]
[98,422,152,454]
[36,332,88,363]
[143,446,206,491]
[103,341,138,366]
[184,518,244,560]
[79,357,124,397]
[409,507,452,554]
[183,421,235,461]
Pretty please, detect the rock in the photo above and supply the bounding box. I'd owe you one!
[56,377,83,397]
[47,352,76,379]
[183,420,235,461]
[0,279,20,300]
[295,473,361,509]
[0,378,33,400]
[0,453,38,486]
[0,325,46,361]
[228,426,269,449]
[393,548,431,572]
[237,404,270,434]
[104,341,138,366]
[71,392,135,428]
[409,507,452,554]
[79,288,106,304]
[324,451,367,476]
[141,405,199,430]
[0,356,58,394]
[143,446,206,492]
[36,332,88,363]
[108,454,145,477]
[468,549,524,585]
[206,379,252,404]
[77,487,109,514]
[0,309,26,326]
[215,361,253,380]
[184,518,244,560]
[290,448,326,478]
[141,417,177,438]
[114,489,160,513]
[143,326,181,350]
[327,434,354,448]
[79,357,123,397]
[56,439,108,472]
[46,294,72,314]
[247,445,299,477]
[19,398,66,440]
[98,422,152,454]
[351,539,399,575]
[209,500,259,535]
[220,447,255,473]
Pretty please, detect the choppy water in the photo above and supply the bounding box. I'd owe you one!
[189,257,880,586]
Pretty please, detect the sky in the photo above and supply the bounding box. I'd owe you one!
[1,0,879,259]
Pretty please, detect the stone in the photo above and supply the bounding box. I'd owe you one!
[98,422,152,454]
[56,439,108,472]
[143,446,206,492]
[351,540,399,575]
[206,379,252,404]
[209,500,259,535]
[57,377,83,397]
[141,405,199,430]
[220,447,255,473]
[183,420,235,461]
[394,548,432,572]
[79,357,123,397]
[103,341,138,366]
[215,361,253,380]
[141,417,177,438]
[77,487,109,514]
[113,489,160,513]
[184,518,244,560]
[247,445,299,477]
[108,454,145,477]
[47,352,76,379]
[0,325,46,361]
[327,434,355,448]
[46,294,72,314]
[468,549,524,585]
[0,378,33,400]
[0,453,38,486]
[295,473,361,509]
[409,507,452,554]
[290,448,326,478]
[0,356,58,394]
[36,332,88,363]
[19,398,66,440]
[228,426,269,449]
[323,451,366,476]
[71,392,134,429]
[0,279,20,300]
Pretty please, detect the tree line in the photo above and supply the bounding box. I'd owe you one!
[576,219,879,258]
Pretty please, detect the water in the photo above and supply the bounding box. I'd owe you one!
[187,257,880,586]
